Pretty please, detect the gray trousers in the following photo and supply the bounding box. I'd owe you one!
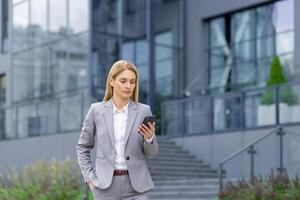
[91,175,149,200]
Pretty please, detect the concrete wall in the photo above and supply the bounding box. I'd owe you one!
[0,131,86,170]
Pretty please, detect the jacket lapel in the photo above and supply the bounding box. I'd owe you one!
[124,100,138,147]
[103,99,115,147]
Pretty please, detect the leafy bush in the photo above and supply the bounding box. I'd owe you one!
[0,159,87,200]
[261,56,298,106]
[219,171,300,200]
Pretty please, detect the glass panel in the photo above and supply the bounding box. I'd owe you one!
[245,88,276,127]
[121,38,149,103]
[69,0,89,34]
[256,5,275,38]
[13,1,29,51]
[32,47,50,98]
[59,95,82,131]
[123,0,146,38]
[210,67,230,90]
[93,0,119,35]
[66,34,89,90]
[284,131,300,177]
[13,52,32,101]
[92,35,119,101]
[49,0,67,38]
[18,104,38,138]
[278,54,294,77]
[276,31,294,55]
[210,47,229,68]
[185,99,211,134]
[30,0,47,45]
[256,36,276,59]
[209,18,226,48]
[213,96,242,130]
[161,101,184,136]
[49,40,67,94]
[273,0,294,32]
[13,0,26,4]
[154,0,182,47]
[38,100,58,134]
[3,108,17,139]
[233,40,255,63]
[233,62,256,85]
[231,9,255,41]
[279,84,300,124]
[256,59,271,87]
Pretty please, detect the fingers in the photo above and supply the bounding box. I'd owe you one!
[138,122,156,140]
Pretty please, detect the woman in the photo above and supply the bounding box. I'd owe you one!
[76,60,158,200]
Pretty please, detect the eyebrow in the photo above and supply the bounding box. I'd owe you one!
[119,77,136,80]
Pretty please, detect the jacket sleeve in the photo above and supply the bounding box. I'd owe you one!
[142,106,158,158]
[76,103,96,183]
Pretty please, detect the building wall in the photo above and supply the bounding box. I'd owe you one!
[0,131,85,169]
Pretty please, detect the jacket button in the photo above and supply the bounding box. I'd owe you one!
[126,156,130,160]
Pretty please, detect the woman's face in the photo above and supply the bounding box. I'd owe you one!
[110,69,136,100]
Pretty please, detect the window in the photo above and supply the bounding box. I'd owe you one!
[208,0,294,93]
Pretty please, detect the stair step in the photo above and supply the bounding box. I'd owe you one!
[149,191,217,198]
[149,137,219,199]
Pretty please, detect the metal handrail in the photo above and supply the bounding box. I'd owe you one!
[218,126,286,192]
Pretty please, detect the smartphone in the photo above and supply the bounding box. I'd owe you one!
[142,116,156,127]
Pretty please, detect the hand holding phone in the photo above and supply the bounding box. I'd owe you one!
[142,116,156,128]
[139,115,156,140]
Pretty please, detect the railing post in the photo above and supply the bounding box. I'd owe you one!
[275,85,280,125]
[85,185,90,200]
[277,127,286,174]
[247,145,256,182]
[219,163,223,192]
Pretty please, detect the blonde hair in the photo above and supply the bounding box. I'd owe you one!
[103,60,139,102]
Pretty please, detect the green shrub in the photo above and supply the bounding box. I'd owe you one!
[261,56,298,106]
[0,159,87,200]
[219,171,300,200]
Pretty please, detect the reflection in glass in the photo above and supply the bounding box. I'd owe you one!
[49,0,67,36]
[38,100,58,134]
[273,0,294,33]
[30,0,47,45]
[59,95,82,131]
[208,0,294,92]
[214,96,242,130]
[93,0,119,35]
[32,47,50,98]
[209,18,226,48]
[18,104,38,138]
[70,0,89,34]
[13,52,32,101]
[13,1,29,51]
[50,34,89,94]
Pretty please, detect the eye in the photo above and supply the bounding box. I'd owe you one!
[130,80,135,84]
[120,80,126,83]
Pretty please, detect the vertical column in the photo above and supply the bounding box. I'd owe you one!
[147,0,155,109]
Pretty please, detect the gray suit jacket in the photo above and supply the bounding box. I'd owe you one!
[76,99,158,193]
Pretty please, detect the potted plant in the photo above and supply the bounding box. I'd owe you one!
[258,56,299,125]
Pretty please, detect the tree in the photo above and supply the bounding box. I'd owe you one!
[261,56,297,105]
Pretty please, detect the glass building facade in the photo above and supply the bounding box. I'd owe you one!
[0,0,298,140]
[2,0,183,139]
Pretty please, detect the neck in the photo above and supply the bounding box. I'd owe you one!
[112,95,130,110]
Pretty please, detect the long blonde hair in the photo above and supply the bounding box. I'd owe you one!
[103,60,139,102]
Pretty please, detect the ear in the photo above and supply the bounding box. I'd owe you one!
[109,77,114,87]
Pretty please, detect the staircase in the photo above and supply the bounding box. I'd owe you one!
[148,137,219,200]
